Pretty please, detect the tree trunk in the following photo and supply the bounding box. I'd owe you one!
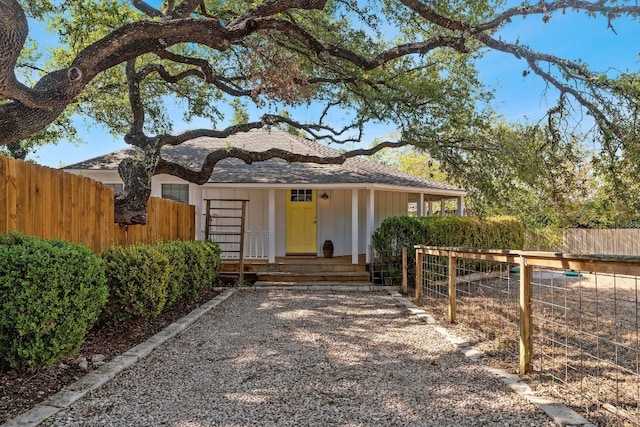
[113,151,157,224]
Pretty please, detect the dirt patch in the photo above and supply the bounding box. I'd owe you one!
[0,287,222,423]
[414,269,640,427]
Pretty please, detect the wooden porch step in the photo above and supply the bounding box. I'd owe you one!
[256,271,370,282]
[222,264,365,273]
[253,281,387,291]
[222,261,366,273]
[260,263,365,272]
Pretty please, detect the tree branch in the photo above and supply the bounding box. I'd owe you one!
[153,138,411,184]
[252,18,470,70]
[153,49,255,97]
[132,0,164,18]
[226,0,328,28]
[126,59,145,136]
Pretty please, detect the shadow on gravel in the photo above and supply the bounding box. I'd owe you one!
[39,291,553,427]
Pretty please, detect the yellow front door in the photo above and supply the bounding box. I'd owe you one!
[286,189,317,254]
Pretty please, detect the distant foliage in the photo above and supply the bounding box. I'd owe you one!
[0,233,107,369]
[100,240,221,323]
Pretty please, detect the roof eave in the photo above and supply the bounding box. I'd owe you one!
[202,181,466,197]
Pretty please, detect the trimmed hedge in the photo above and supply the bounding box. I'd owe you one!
[373,215,524,258]
[0,233,107,369]
[100,240,221,323]
[179,240,222,303]
[372,216,524,283]
[155,241,188,308]
[100,245,171,323]
[0,236,221,369]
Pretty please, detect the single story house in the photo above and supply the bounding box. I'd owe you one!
[64,129,466,264]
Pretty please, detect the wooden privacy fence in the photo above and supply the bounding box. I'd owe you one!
[563,228,640,255]
[115,197,196,248]
[0,155,195,253]
[526,228,640,255]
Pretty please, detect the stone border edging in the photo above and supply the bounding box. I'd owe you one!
[388,290,597,427]
[2,288,236,427]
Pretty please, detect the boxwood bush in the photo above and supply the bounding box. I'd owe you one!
[179,240,222,303]
[155,241,188,308]
[100,245,171,323]
[0,233,107,369]
[100,240,221,322]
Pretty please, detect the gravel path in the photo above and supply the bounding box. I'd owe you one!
[41,291,554,426]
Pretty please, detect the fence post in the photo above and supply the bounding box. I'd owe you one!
[415,248,423,301]
[448,251,456,324]
[402,247,408,294]
[519,256,533,373]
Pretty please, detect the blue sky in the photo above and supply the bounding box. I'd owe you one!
[28,4,640,168]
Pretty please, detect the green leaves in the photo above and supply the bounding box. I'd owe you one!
[0,233,108,369]
[372,215,524,282]
[99,240,221,323]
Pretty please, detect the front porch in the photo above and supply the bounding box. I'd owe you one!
[197,188,466,266]
[220,254,389,290]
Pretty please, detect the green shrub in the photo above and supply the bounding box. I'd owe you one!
[373,215,524,254]
[481,216,525,250]
[0,233,107,369]
[372,216,524,284]
[180,240,221,303]
[200,240,222,283]
[100,245,170,323]
[100,240,221,321]
[154,241,188,308]
[372,216,425,259]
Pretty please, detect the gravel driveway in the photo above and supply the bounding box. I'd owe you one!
[41,291,554,426]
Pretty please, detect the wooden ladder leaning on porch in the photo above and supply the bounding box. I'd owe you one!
[204,199,249,283]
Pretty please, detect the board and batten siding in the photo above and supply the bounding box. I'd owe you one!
[194,187,410,258]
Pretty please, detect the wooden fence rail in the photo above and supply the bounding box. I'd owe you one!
[415,246,640,372]
[0,155,194,253]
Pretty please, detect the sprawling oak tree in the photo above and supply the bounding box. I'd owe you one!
[1,0,638,223]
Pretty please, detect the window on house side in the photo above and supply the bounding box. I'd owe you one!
[162,184,189,204]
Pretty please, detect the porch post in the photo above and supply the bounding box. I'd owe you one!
[457,196,465,217]
[418,193,425,217]
[352,188,359,265]
[427,200,433,217]
[191,186,203,240]
[366,189,375,263]
[268,188,276,263]
[440,199,446,217]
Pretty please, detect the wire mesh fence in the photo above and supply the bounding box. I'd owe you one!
[416,247,640,426]
[531,269,640,425]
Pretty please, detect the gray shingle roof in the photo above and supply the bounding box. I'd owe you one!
[64,130,464,193]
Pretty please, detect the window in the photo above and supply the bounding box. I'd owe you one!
[290,189,313,202]
[105,183,124,194]
[162,184,189,204]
